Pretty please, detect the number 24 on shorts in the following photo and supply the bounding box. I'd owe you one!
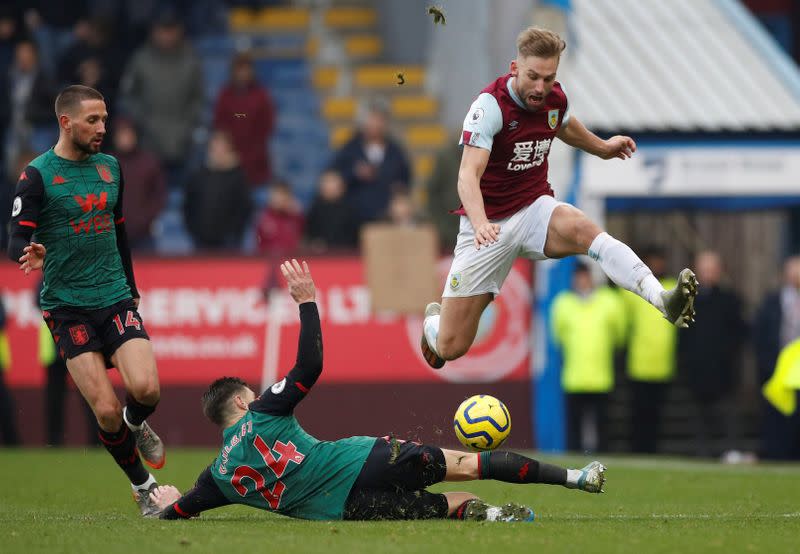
[112,310,141,335]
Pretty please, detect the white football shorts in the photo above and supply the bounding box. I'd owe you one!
[442,195,565,298]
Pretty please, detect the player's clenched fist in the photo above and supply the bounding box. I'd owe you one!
[473,222,501,250]
[281,259,316,304]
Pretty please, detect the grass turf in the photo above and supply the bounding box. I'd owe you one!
[1,449,799,554]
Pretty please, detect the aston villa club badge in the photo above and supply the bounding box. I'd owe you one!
[95,164,113,183]
[70,324,89,346]
[547,109,559,129]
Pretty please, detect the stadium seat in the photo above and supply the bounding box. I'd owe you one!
[391,95,439,119]
[355,65,425,89]
[322,97,357,121]
[413,153,435,182]
[323,7,377,29]
[344,35,383,59]
[312,66,339,90]
[404,124,449,149]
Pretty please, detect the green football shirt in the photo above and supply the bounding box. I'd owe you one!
[211,410,375,520]
[20,149,133,310]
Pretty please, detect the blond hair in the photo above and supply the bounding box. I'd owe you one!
[516,26,566,59]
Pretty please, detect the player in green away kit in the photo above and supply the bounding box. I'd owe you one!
[148,260,606,522]
[7,85,165,515]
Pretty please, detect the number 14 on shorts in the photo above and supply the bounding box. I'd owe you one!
[112,310,142,335]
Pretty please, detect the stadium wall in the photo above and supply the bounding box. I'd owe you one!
[1,257,534,449]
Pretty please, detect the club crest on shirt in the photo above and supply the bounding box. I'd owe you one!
[95,164,113,183]
[547,109,559,129]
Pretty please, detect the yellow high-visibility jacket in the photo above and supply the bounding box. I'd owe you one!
[621,278,678,383]
[763,338,800,416]
[551,287,627,393]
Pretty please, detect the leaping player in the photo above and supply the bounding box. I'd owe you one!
[421,26,697,370]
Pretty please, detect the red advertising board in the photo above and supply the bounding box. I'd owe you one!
[0,257,532,387]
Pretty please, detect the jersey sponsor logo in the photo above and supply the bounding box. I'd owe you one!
[11,197,21,217]
[70,213,113,234]
[74,192,108,212]
[52,175,67,185]
[95,164,113,183]
[547,109,559,129]
[462,130,480,147]
[69,324,89,346]
[270,378,286,394]
[469,107,484,124]
[507,139,551,171]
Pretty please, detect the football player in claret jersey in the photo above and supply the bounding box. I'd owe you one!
[148,260,606,522]
[6,85,165,515]
[420,27,698,370]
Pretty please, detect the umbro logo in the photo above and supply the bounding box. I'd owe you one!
[508,120,519,130]
[52,175,67,185]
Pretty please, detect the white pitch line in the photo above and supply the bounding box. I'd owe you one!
[540,513,800,521]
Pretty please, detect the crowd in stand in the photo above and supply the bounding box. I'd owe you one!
[0,2,439,258]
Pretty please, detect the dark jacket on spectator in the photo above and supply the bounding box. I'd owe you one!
[183,166,252,249]
[678,284,747,400]
[116,147,167,246]
[304,195,358,250]
[329,132,410,226]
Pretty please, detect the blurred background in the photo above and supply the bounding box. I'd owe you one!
[1,0,799,462]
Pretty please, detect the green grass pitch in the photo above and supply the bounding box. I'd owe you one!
[1,449,799,553]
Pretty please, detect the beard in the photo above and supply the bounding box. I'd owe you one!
[73,136,101,155]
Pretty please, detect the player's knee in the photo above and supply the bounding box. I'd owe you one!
[130,380,160,406]
[437,334,470,361]
[93,399,123,430]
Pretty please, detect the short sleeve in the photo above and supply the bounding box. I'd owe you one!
[459,93,503,151]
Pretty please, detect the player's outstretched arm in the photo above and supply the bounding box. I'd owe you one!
[556,116,636,160]
[155,466,232,519]
[250,259,323,416]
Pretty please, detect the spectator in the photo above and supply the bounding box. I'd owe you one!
[425,139,462,252]
[330,98,411,228]
[0,295,20,446]
[0,6,26,169]
[755,255,800,459]
[3,38,56,170]
[621,246,679,454]
[22,0,88,77]
[761,337,800,459]
[305,170,357,252]
[112,117,166,250]
[551,262,626,453]
[184,131,252,250]
[56,17,125,117]
[385,190,419,227]
[213,50,275,187]
[255,180,304,258]
[678,251,747,458]
[119,12,203,187]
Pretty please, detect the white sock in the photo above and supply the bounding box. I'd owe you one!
[423,314,441,356]
[123,406,143,431]
[588,232,665,312]
[132,473,156,492]
[565,468,583,489]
